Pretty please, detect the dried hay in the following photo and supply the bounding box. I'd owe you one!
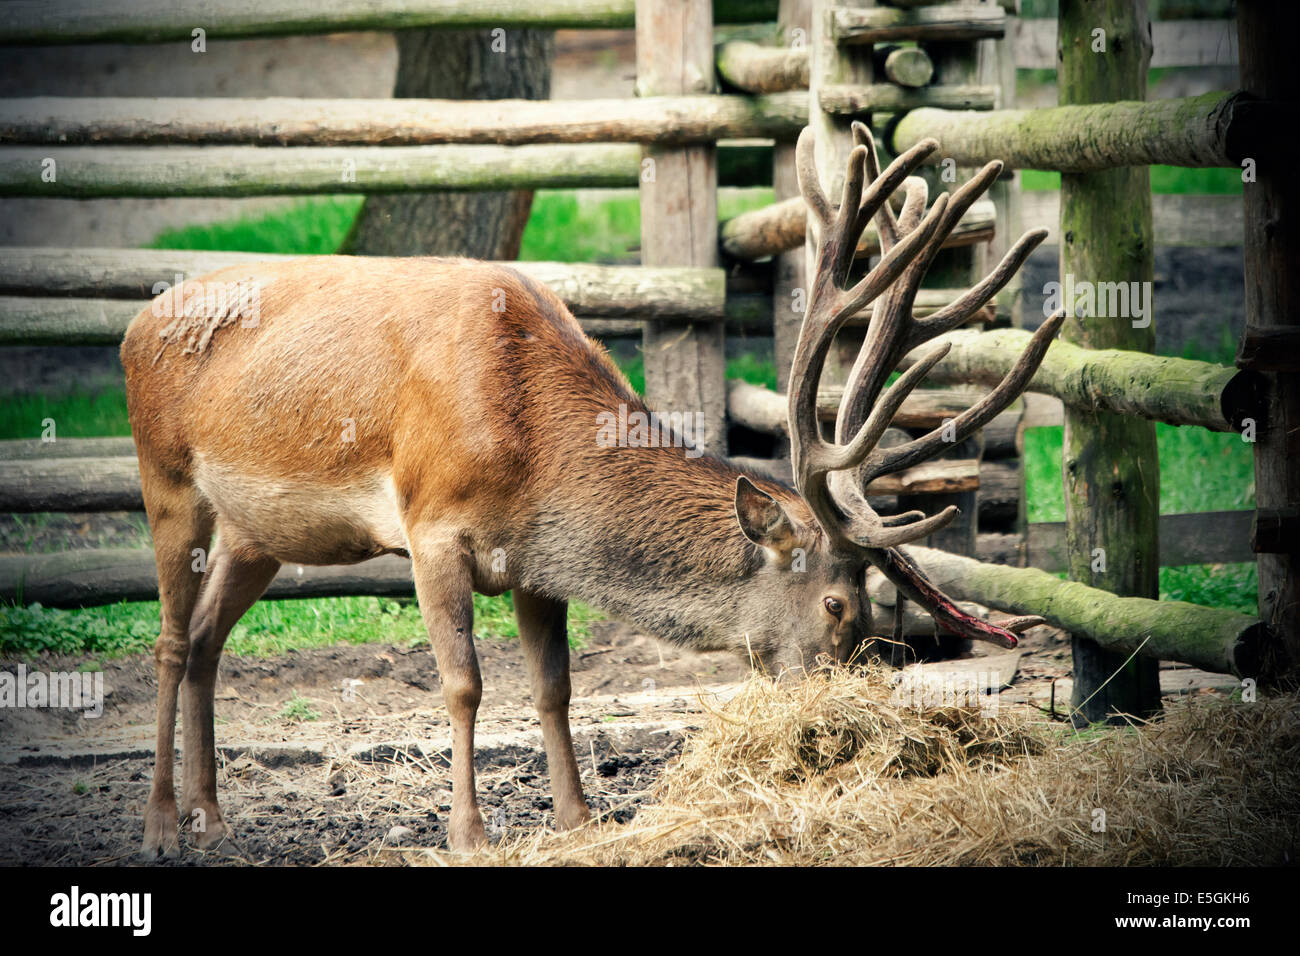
[407,663,1299,867]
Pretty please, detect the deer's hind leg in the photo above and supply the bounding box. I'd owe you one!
[139,469,213,860]
[180,531,280,852]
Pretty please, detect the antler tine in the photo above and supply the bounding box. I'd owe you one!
[904,227,1049,352]
[834,160,1004,449]
[795,126,834,231]
[851,121,900,254]
[859,308,1067,486]
[840,191,948,319]
[830,145,870,286]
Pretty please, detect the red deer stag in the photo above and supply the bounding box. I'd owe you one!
[122,121,1062,857]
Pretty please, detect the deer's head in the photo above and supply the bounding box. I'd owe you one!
[727,122,1064,676]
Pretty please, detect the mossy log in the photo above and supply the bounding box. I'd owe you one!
[727,379,994,432]
[895,545,1269,679]
[892,91,1247,172]
[0,93,807,146]
[719,195,994,260]
[901,328,1262,433]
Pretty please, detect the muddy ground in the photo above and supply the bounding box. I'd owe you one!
[0,613,1238,866]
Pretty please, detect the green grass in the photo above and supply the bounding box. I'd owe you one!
[1020,165,1244,195]
[0,388,131,441]
[1023,422,1257,613]
[0,592,599,660]
[146,197,364,255]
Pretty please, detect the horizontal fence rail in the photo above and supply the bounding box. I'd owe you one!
[901,328,1262,433]
[0,0,783,44]
[0,143,772,198]
[891,91,1250,172]
[0,94,807,147]
[0,248,725,318]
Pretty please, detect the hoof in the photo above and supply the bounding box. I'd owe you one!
[140,803,181,861]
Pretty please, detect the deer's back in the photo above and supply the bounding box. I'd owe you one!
[121,256,632,562]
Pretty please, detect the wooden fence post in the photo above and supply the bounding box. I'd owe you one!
[1237,0,1300,671]
[1060,0,1161,723]
[773,0,811,395]
[637,0,727,456]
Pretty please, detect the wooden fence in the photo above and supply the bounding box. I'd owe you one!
[0,0,1291,698]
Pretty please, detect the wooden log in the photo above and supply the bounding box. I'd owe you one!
[901,328,1263,433]
[832,2,1005,45]
[0,252,726,315]
[0,457,142,512]
[3,296,747,346]
[875,45,934,88]
[818,82,996,114]
[896,545,1269,679]
[1241,0,1300,669]
[0,143,771,198]
[1058,0,1160,723]
[0,94,808,147]
[0,548,415,608]
[0,448,973,513]
[0,0,777,44]
[719,195,995,260]
[0,291,995,345]
[637,0,727,458]
[0,297,139,346]
[713,41,935,93]
[891,91,1249,172]
[0,438,136,460]
[715,41,809,93]
[727,378,995,432]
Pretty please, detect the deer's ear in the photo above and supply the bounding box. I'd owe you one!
[734,476,799,553]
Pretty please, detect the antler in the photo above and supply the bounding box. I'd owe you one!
[789,122,1065,647]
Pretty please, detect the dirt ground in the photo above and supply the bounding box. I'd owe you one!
[0,613,1239,866]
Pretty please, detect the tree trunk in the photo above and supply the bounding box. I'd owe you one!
[342,28,554,259]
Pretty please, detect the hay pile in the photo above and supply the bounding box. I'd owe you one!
[423,664,1300,866]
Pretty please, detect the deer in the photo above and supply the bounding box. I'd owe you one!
[122,120,1063,858]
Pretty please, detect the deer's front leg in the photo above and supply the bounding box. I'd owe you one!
[514,590,591,830]
[410,538,486,851]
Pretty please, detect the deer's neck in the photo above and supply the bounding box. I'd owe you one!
[517,438,773,650]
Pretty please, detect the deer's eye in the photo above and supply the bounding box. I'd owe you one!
[824,596,844,618]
